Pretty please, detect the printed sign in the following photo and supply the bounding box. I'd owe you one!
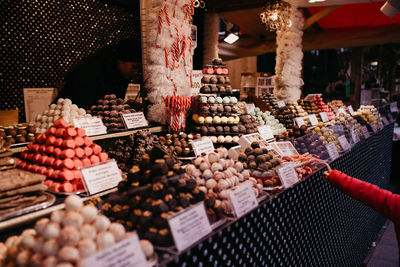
[308,114,318,126]
[294,117,305,127]
[338,135,350,151]
[73,117,107,136]
[192,137,215,156]
[325,142,339,161]
[347,105,354,115]
[370,123,377,133]
[81,160,123,195]
[361,126,370,139]
[168,202,212,252]
[246,103,256,114]
[320,112,329,122]
[277,101,286,108]
[83,232,147,267]
[351,129,360,143]
[23,88,58,122]
[228,182,259,218]
[337,108,346,115]
[276,163,299,188]
[257,125,274,141]
[121,112,148,129]
[390,102,399,113]
[271,142,299,157]
[191,70,203,95]
[124,83,141,102]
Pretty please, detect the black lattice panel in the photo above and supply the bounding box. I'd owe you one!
[0,0,140,122]
[169,125,394,266]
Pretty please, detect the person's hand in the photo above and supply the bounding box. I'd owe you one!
[321,162,332,180]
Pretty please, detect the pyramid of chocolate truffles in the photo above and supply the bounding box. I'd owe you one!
[191,59,241,145]
[34,98,92,134]
[101,147,204,247]
[185,147,263,222]
[87,94,138,133]
[312,95,335,120]
[158,132,198,158]
[235,142,282,188]
[272,106,295,130]
[249,108,286,135]
[18,118,110,193]
[101,129,173,172]
[0,195,155,266]
[0,123,37,146]
[258,93,280,111]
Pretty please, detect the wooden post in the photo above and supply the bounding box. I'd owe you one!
[350,47,363,107]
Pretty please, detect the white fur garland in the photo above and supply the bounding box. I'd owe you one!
[143,0,194,124]
[274,7,304,104]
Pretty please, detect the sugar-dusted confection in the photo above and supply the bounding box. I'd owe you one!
[59,226,80,246]
[96,231,115,250]
[93,215,111,232]
[78,238,97,258]
[57,246,79,262]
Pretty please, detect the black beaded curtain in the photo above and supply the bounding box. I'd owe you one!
[0,0,140,122]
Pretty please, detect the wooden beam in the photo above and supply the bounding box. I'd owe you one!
[303,6,339,30]
[218,25,400,60]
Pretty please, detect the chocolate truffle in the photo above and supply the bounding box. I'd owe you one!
[210,76,218,84]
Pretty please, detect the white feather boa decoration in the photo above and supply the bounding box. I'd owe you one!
[143,0,194,123]
[274,6,304,104]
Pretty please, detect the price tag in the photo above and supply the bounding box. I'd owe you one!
[361,126,370,139]
[370,123,377,133]
[276,163,299,189]
[382,117,389,125]
[338,135,350,151]
[121,112,148,129]
[390,102,399,113]
[168,201,212,252]
[277,101,286,108]
[81,160,123,195]
[351,129,360,143]
[320,112,329,122]
[378,121,384,129]
[325,142,340,161]
[257,125,274,141]
[347,105,354,115]
[271,142,299,156]
[73,117,107,136]
[192,137,215,156]
[228,182,258,218]
[388,113,394,122]
[294,117,305,127]
[82,232,147,267]
[246,103,255,114]
[308,114,318,126]
[337,108,346,115]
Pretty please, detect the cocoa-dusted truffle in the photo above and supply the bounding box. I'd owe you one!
[201,126,208,135]
[224,105,232,113]
[201,106,209,114]
[200,85,211,94]
[216,126,224,133]
[223,126,230,133]
[201,76,210,84]
[208,126,217,135]
[210,76,218,84]
[217,105,224,113]
[209,105,217,113]
[217,76,225,84]
[231,126,239,133]
[211,85,218,93]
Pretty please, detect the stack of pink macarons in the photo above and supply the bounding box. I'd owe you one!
[18,118,109,193]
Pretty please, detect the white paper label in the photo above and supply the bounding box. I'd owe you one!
[191,70,203,95]
[228,182,258,218]
[257,125,274,141]
[168,201,212,252]
[337,108,346,115]
[82,232,147,267]
[325,142,340,161]
[192,137,215,156]
[383,117,389,125]
[73,117,107,136]
[338,135,350,151]
[390,102,399,113]
[378,121,384,129]
[388,113,394,122]
[23,88,58,123]
[124,83,141,102]
[320,112,329,122]
[294,117,305,127]
[81,160,123,195]
[351,129,360,144]
[308,114,319,126]
[361,126,370,139]
[348,105,354,115]
[276,163,299,188]
[370,123,377,133]
[277,101,286,108]
[121,112,148,129]
[246,103,256,114]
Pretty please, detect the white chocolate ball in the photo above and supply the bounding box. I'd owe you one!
[96,231,115,250]
[203,169,213,180]
[63,99,72,106]
[35,218,50,236]
[57,246,79,262]
[65,195,83,211]
[21,234,36,250]
[108,223,126,242]
[205,179,217,189]
[63,211,84,228]
[218,179,229,191]
[80,224,97,240]
[43,223,61,240]
[80,205,98,223]
[57,98,65,105]
[59,226,80,246]
[78,238,97,258]
[16,250,32,266]
[51,210,65,223]
[93,215,111,232]
[42,238,59,256]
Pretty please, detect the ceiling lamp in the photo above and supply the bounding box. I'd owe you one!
[260,0,292,32]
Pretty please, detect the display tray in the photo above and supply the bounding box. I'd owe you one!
[47,189,85,196]
[195,103,235,106]
[177,156,196,161]
[0,192,56,222]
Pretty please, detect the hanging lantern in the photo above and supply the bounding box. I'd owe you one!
[260,0,292,32]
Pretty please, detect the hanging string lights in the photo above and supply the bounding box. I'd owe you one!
[260,0,292,31]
